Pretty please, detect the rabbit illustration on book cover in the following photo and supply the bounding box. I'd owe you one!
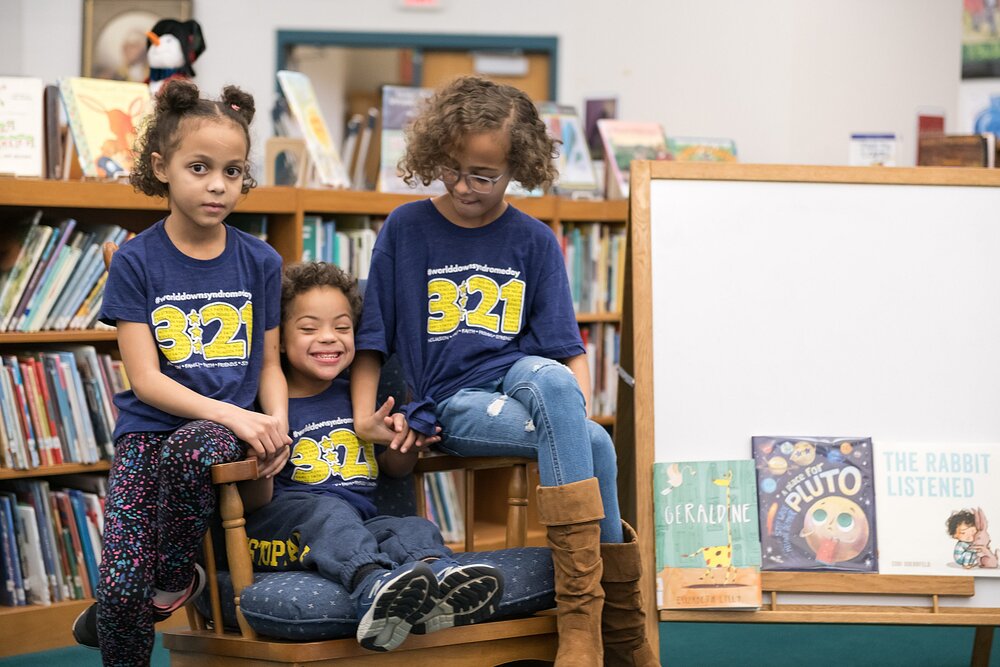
[973,507,999,569]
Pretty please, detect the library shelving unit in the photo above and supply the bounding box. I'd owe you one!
[0,178,626,656]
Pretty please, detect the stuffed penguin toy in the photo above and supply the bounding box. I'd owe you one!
[146,19,206,96]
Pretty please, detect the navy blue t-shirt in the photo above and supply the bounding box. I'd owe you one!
[355,200,584,433]
[100,219,282,440]
[272,377,380,519]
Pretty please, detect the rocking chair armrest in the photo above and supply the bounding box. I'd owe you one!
[212,458,259,484]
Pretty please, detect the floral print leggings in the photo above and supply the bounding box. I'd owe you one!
[96,420,243,666]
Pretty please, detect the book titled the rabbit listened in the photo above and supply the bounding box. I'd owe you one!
[874,441,1000,576]
[58,78,151,179]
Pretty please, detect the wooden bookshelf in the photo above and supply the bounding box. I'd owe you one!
[0,598,188,658]
[0,178,628,656]
[0,461,111,480]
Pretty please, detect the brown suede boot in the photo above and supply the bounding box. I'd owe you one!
[601,521,659,666]
[536,477,605,667]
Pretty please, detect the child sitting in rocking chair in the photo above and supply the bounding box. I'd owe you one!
[242,261,504,652]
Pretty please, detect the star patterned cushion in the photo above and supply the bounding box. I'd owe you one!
[197,547,554,641]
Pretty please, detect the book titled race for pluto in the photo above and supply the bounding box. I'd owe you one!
[752,436,877,572]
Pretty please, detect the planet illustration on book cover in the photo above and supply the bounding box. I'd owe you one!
[753,436,878,572]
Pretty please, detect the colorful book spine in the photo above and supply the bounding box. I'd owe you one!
[68,490,99,596]
[0,494,19,605]
[0,494,26,605]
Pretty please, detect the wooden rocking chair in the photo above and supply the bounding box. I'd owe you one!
[163,457,558,666]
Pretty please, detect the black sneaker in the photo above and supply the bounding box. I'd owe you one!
[355,561,437,652]
[411,559,504,634]
[72,602,99,649]
[152,563,206,622]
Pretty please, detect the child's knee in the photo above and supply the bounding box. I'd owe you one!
[588,421,617,467]
[524,357,579,392]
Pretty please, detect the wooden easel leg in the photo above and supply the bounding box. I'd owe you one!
[971,625,994,667]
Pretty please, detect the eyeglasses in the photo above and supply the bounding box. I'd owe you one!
[437,166,507,194]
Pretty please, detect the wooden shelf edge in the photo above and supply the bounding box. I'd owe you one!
[558,198,628,221]
[0,599,187,658]
[0,329,118,344]
[0,461,111,480]
[576,312,621,324]
[660,604,1000,625]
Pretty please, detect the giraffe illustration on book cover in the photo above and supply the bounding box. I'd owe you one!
[654,459,762,610]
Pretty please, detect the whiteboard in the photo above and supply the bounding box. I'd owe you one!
[629,162,1000,609]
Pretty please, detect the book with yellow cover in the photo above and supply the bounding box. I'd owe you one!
[58,77,151,179]
[277,70,350,188]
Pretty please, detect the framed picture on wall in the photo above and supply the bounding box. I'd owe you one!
[82,0,193,81]
[962,1,1000,78]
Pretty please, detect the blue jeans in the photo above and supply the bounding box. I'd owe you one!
[245,492,450,592]
[436,355,623,543]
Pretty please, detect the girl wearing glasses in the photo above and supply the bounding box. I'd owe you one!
[351,75,655,667]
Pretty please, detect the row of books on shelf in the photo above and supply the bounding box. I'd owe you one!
[1,71,734,205]
[301,215,380,280]
[655,437,999,611]
[271,72,736,200]
[0,213,129,333]
[0,347,124,471]
[421,470,464,545]
[580,323,619,417]
[561,222,626,314]
[0,475,106,606]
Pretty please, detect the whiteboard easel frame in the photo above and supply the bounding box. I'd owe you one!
[620,161,1000,649]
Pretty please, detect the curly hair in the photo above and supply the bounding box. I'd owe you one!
[281,262,363,326]
[399,76,558,192]
[946,509,976,538]
[130,79,257,197]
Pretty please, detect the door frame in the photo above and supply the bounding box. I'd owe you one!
[275,30,559,100]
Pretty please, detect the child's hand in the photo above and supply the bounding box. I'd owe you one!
[255,444,290,479]
[384,411,442,454]
[225,406,292,459]
[358,396,441,453]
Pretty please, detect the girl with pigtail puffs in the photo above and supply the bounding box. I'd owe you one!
[72,80,290,667]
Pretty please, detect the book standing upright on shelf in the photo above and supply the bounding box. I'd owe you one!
[875,441,1000,576]
[666,137,738,162]
[0,211,46,331]
[276,70,351,189]
[654,459,762,610]
[351,107,379,191]
[537,102,599,194]
[753,436,878,572]
[58,77,151,179]
[378,85,444,195]
[0,77,46,178]
[8,218,77,331]
[0,493,26,605]
[596,120,671,199]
